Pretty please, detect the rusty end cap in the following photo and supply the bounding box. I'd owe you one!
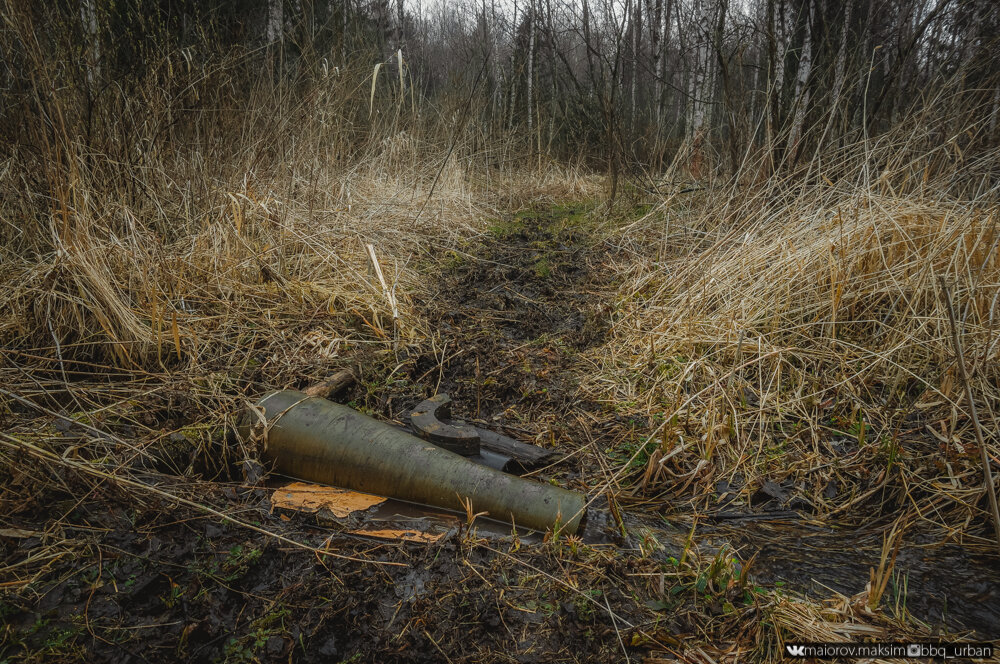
[409,393,480,456]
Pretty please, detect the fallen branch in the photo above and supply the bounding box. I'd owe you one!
[302,368,356,399]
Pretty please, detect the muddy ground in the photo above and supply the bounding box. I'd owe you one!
[2,203,998,663]
[0,205,696,663]
[360,203,616,425]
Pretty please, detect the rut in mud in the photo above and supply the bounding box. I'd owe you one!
[366,204,620,433]
[2,496,654,663]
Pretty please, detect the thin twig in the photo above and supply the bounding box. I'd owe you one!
[606,595,631,663]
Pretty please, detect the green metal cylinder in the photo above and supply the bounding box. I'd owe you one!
[242,390,586,534]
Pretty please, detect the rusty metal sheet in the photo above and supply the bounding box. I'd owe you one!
[348,528,445,543]
[271,481,385,517]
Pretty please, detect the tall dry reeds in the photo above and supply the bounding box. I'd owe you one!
[594,98,1000,544]
[0,2,501,375]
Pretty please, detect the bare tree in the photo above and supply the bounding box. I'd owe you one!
[688,0,716,177]
[820,0,855,150]
[630,0,641,133]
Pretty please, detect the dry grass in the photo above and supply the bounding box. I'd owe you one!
[590,122,1000,547]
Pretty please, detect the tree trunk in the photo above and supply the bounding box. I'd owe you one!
[688,0,715,178]
[508,0,519,133]
[765,0,778,171]
[397,0,405,48]
[713,0,737,172]
[267,0,284,44]
[821,0,853,149]
[867,0,952,127]
[648,0,663,122]
[489,0,501,129]
[527,0,535,139]
[546,0,558,153]
[631,0,641,135]
[342,0,349,64]
[583,0,596,97]
[786,0,813,165]
[80,0,100,87]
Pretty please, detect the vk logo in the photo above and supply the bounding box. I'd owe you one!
[786,645,807,657]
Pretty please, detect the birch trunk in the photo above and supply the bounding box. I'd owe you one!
[508,0,519,133]
[527,0,535,138]
[688,0,713,140]
[267,0,284,44]
[786,0,813,164]
[397,0,405,47]
[342,0,349,64]
[80,0,100,87]
[546,0,557,152]
[688,0,714,177]
[773,2,786,111]
[765,0,776,159]
[631,0,641,133]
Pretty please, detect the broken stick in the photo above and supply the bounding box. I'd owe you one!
[302,368,356,399]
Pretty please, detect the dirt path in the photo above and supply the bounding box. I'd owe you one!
[362,203,616,426]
